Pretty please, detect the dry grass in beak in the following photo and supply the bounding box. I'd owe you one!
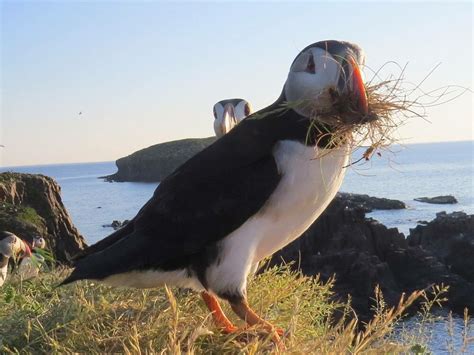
[290,62,470,163]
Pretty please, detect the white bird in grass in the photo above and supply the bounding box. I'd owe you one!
[0,231,32,286]
[18,236,47,280]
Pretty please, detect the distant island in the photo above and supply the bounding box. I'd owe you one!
[105,137,216,182]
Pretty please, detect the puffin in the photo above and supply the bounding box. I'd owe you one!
[18,236,47,280]
[0,231,32,286]
[213,99,252,137]
[63,40,370,338]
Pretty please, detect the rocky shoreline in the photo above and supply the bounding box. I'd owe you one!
[270,196,473,320]
[414,195,458,204]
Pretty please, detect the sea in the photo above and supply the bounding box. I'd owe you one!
[1,140,473,352]
[2,141,471,244]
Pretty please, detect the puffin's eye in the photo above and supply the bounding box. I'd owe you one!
[305,54,316,74]
[244,103,251,116]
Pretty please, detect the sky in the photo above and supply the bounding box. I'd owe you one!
[1,1,472,167]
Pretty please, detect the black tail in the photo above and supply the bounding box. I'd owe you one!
[59,229,150,287]
[60,222,136,286]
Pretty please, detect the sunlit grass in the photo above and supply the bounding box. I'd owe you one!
[0,265,471,354]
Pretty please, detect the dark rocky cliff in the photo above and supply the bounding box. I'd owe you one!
[408,211,474,283]
[271,197,474,319]
[106,137,216,182]
[0,172,86,264]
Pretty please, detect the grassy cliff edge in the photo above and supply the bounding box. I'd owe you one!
[2,264,469,354]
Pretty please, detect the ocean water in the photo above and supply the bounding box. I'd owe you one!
[2,141,471,243]
[343,140,473,235]
[1,140,472,353]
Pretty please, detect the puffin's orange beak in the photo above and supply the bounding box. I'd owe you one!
[349,57,368,116]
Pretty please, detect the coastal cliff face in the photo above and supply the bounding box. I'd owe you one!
[106,137,216,182]
[408,212,474,284]
[271,196,474,319]
[0,173,86,264]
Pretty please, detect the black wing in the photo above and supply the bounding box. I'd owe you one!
[63,114,311,284]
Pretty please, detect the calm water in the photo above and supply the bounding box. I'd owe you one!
[344,141,473,234]
[1,140,473,353]
[2,141,471,243]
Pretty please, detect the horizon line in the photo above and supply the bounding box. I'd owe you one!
[1,139,472,170]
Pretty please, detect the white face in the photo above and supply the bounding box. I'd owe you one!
[284,45,366,118]
[213,99,252,137]
[33,237,46,249]
[234,100,252,123]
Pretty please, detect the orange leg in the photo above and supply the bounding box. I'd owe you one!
[201,291,237,333]
[230,298,285,341]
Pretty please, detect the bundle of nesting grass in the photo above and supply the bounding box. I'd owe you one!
[284,62,469,164]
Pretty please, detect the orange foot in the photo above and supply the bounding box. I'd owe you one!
[201,291,238,333]
[229,300,287,349]
[201,292,285,348]
[221,324,239,334]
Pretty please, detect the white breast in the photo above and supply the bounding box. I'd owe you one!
[207,140,350,296]
[253,140,350,260]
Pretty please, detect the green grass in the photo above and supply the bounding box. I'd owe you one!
[0,265,470,354]
[0,202,47,238]
[17,207,43,226]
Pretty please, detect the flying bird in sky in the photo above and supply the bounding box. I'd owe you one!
[62,40,371,342]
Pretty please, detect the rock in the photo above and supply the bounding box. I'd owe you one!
[337,192,406,212]
[0,172,86,264]
[105,137,216,182]
[414,195,458,204]
[408,211,474,283]
[270,194,474,320]
[103,219,130,230]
